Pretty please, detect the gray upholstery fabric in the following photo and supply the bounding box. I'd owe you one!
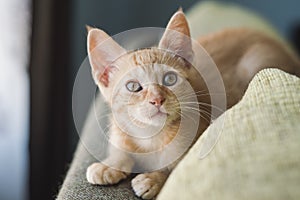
[56,146,138,200]
[56,96,140,200]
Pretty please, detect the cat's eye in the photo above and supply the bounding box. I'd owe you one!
[126,81,143,92]
[163,72,177,86]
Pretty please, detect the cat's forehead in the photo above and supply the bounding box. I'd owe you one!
[127,63,175,81]
[131,48,185,67]
[111,47,190,86]
[115,47,189,74]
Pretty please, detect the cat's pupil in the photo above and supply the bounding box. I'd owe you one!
[163,72,177,86]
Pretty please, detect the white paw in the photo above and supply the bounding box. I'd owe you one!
[86,162,129,185]
[132,173,164,199]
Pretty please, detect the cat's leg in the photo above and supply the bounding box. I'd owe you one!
[86,147,134,185]
[131,170,170,199]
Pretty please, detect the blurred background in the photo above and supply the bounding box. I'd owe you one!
[0,0,299,200]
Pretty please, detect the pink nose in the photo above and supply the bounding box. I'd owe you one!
[149,97,165,107]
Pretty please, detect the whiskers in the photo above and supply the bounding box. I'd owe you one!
[169,90,226,125]
[178,90,226,101]
[174,110,197,125]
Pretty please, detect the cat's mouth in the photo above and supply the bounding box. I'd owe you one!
[150,110,168,118]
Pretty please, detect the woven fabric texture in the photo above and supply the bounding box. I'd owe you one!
[158,68,300,200]
[56,90,140,200]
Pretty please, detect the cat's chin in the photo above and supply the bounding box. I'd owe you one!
[131,116,167,134]
[127,113,165,130]
[150,111,168,119]
[148,112,167,126]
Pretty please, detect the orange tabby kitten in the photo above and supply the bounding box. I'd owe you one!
[86,10,300,199]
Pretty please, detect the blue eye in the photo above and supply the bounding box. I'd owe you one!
[126,81,143,92]
[163,72,177,86]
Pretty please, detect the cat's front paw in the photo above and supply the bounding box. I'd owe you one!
[86,162,129,185]
[131,172,168,199]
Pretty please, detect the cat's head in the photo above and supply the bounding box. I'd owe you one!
[87,10,197,131]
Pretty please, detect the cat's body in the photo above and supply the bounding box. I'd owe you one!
[86,10,300,199]
[198,28,300,107]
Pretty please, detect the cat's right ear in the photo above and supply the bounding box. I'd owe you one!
[159,9,193,61]
[87,28,126,87]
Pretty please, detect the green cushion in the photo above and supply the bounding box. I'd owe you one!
[158,68,300,200]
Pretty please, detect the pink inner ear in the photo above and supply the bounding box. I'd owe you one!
[98,66,112,87]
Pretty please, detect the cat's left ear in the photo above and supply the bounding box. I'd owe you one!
[159,9,193,61]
